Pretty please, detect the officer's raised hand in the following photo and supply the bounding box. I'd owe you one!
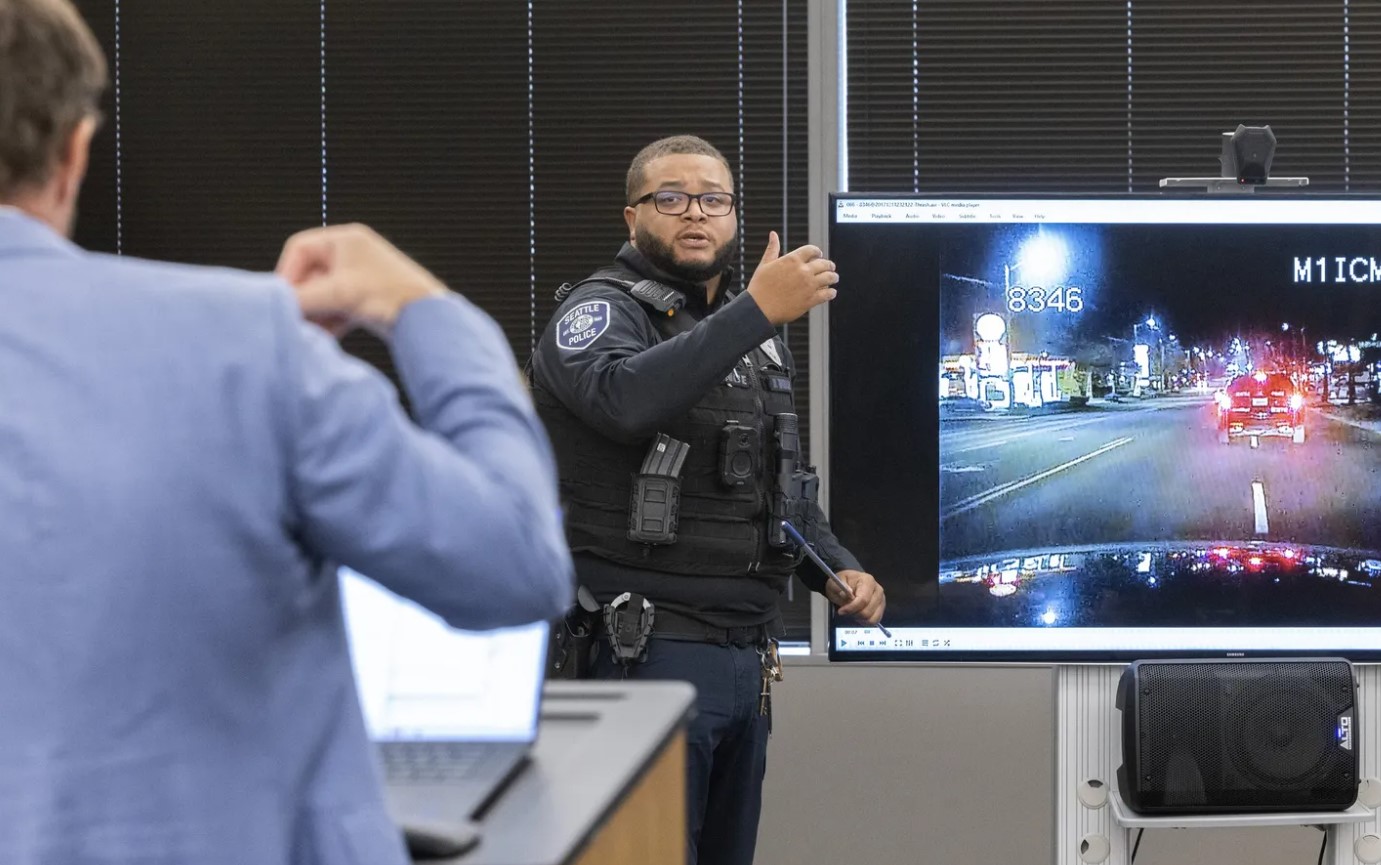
[746,230,840,325]
[825,569,887,626]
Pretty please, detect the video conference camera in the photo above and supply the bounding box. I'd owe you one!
[1221,124,1275,185]
[1160,123,1307,192]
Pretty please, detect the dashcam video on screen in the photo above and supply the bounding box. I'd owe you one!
[828,197,1381,659]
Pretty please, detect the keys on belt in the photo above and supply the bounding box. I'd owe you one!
[757,639,783,717]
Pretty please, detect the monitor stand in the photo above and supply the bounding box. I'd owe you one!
[1054,664,1381,865]
[1157,176,1309,193]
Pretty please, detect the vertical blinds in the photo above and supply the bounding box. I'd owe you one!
[71,0,808,386]
[847,0,1367,193]
[68,0,814,637]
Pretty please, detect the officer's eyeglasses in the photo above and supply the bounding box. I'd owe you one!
[630,190,737,217]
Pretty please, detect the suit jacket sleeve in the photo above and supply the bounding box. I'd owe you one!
[277,288,574,630]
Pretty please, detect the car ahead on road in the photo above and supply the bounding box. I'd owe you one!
[1215,371,1305,445]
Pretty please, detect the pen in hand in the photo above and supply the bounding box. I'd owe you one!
[779,521,892,639]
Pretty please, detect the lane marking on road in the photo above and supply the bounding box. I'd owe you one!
[940,464,988,474]
[942,436,1135,520]
[1252,481,1269,535]
[948,439,1009,453]
[943,415,1116,455]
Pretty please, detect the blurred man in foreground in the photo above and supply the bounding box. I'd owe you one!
[0,1,573,862]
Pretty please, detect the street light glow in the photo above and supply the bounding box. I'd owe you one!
[1015,232,1069,286]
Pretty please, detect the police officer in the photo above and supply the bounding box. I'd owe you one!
[530,135,885,865]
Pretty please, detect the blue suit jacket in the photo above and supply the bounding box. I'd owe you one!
[0,210,574,864]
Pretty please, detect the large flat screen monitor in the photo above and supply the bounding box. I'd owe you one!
[828,194,1381,661]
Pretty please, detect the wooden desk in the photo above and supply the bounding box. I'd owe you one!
[433,680,694,865]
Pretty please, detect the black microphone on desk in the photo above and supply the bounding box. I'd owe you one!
[779,520,892,639]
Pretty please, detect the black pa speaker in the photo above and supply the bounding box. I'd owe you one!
[1116,658,1357,814]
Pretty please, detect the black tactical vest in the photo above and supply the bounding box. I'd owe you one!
[532,275,806,578]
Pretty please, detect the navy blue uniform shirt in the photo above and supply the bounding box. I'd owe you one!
[532,243,861,629]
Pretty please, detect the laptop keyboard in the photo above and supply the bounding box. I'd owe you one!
[381,742,497,783]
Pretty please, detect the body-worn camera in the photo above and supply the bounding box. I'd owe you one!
[719,421,759,487]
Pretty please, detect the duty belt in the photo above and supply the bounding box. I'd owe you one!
[599,604,775,646]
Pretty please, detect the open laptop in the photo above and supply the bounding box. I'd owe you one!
[340,569,548,851]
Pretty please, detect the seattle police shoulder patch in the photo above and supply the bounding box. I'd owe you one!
[556,300,613,351]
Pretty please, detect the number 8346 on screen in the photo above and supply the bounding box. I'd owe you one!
[1005,284,1083,314]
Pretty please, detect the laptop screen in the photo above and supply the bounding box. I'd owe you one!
[340,569,548,742]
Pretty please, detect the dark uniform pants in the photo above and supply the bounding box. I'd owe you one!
[591,637,770,865]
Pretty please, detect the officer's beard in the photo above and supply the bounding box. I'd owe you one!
[635,225,739,286]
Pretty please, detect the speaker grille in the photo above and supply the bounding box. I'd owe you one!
[1123,659,1356,812]
[1225,676,1333,789]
